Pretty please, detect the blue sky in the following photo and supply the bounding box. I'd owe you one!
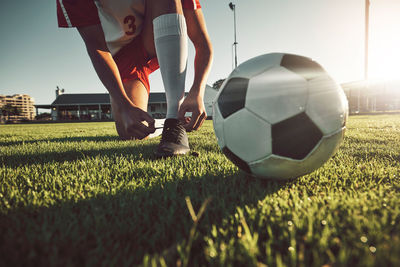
[1,0,399,104]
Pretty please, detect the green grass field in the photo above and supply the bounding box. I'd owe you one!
[1,115,400,266]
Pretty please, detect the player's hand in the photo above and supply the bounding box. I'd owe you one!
[120,104,155,140]
[178,91,207,132]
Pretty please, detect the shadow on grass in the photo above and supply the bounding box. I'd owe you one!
[0,136,162,168]
[0,128,292,265]
[0,134,219,168]
[0,164,292,266]
[0,135,120,147]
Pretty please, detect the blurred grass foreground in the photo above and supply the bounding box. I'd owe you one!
[1,115,400,266]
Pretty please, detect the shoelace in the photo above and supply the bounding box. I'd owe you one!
[161,123,186,143]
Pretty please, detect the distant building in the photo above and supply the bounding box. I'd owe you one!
[0,94,36,121]
[35,85,217,121]
[40,93,167,121]
[204,85,218,116]
[342,80,400,113]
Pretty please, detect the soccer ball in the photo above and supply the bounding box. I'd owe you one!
[212,53,348,180]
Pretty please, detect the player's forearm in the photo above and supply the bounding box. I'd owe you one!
[86,48,132,107]
[190,44,213,96]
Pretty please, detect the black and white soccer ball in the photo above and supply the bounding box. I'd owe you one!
[212,53,348,180]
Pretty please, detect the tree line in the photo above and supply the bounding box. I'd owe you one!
[1,104,22,121]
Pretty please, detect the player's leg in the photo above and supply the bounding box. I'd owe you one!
[142,0,190,157]
[111,79,149,140]
[143,0,187,119]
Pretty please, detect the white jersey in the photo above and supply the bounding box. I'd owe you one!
[58,0,201,55]
[94,0,146,55]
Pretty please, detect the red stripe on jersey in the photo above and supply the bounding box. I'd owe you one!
[182,0,201,10]
[57,0,100,28]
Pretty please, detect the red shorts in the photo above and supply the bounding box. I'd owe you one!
[113,35,159,94]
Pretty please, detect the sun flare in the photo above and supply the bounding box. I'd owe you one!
[368,0,400,81]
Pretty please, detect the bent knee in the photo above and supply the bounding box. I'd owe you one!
[147,0,183,16]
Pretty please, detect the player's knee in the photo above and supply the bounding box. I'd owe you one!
[148,0,183,16]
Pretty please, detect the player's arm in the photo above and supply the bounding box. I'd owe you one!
[77,25,130,107]
[179,9,213,131]
[77,24,155,139]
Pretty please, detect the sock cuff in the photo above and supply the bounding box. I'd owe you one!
[153,13,187,39]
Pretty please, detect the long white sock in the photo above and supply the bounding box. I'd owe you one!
[153,13,188,119]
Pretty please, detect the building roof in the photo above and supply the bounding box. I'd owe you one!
[52,94,109,105]
[35,104,52,109]
[51,92,169,106]
[149,92,168,103]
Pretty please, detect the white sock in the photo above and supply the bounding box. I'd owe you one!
[153,13,188,119]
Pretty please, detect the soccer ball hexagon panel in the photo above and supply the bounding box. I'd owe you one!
[217,78,249,119]
[245,66,308,124]
[306,75,348,135]
[250,130,344,179]
[223,108,272,163]
[271,112,323,160]
[212,53,348,180]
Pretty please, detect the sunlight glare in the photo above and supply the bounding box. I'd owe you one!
[368,0,400,81]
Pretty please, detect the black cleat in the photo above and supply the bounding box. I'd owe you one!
[155,118,190,158]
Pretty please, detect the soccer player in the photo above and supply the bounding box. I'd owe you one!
[57,0,213,157]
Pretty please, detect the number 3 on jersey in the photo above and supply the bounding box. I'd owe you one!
[124,15,136,36]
